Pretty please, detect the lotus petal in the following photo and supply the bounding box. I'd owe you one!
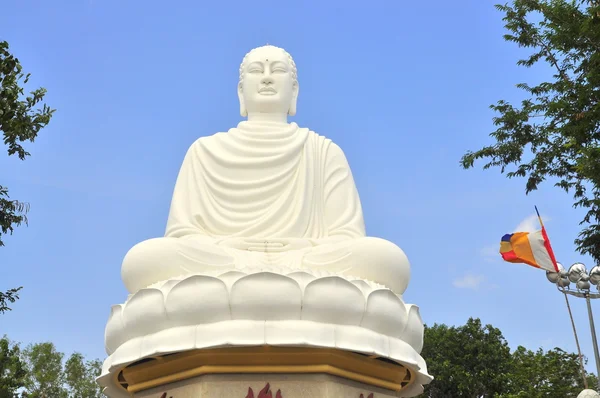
[362,289,408,338]
[286,271,316,293]
[230,272,302,320]
[402,304,424,353]
[104,305,126,354]
[302,276,365,325]
[166,275,231,325]
[123,288,167,336]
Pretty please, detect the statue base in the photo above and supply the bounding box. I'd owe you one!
[118,346,418,397]
[99,271,431,397]
[136,374,403,398]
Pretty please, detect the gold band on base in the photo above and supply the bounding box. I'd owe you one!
[117,346,414,394]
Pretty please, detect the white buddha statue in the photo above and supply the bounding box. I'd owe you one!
[121,45,411,295]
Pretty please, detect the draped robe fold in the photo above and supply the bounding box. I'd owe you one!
[121,121,410,294]
[165,121,365,240]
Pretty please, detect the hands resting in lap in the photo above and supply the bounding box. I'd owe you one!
[216,237,314,252]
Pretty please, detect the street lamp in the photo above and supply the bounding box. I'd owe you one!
[547,262,600,391]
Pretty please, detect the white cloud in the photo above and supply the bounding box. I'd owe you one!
[513,213,550,233]
[453,273,485,290]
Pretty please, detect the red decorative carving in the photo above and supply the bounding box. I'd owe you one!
[246,383,283,398]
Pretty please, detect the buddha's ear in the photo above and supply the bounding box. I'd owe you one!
[238,82,247,117]
[288,82,299,116]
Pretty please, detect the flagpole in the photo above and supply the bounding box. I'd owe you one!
[585,292,600,391]
[563,291,588,388]
[535,205,543,226]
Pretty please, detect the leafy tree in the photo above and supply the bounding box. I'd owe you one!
[0,336,26,398]
[21,342,67,398]
[422,318,596,397]
[502,346,593,397]
[64,353,104,398]
[460,1,600,261]
[0,40,54,313]
[0,337,104,398]
[0,288,22,315]
[422,317,512,397]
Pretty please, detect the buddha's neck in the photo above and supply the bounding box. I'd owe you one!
[246,112,288,124]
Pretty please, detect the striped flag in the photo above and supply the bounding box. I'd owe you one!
[499,207,559,272]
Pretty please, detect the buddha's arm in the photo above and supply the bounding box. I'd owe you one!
[255,143,366,249]
[164,142,215,243]
[318,143,366,243]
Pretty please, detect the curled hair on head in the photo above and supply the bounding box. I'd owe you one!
[239,45,298,87]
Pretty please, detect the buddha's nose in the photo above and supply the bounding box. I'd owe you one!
[261,75,274,85]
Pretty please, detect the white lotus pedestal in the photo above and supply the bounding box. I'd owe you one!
[98,270,431,397]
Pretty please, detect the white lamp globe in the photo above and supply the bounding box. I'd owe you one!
[577,389,600,398]
[569,263,587,283]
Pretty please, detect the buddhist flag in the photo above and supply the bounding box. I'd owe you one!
[499,207,559,272]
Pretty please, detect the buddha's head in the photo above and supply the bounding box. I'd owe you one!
[238,45,299,118]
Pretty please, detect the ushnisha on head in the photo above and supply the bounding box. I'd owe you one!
[238,45,299,120]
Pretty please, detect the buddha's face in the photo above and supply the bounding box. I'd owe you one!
[238,46,298,117]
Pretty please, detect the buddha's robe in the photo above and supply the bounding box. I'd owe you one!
[121,121,410,294]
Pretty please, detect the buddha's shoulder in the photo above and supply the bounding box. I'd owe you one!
[305,130,344,151]
[186,132,228,147]
[292,128,347,159]
[183,128,344,154]
[301,128,336,145]
[196,131,229,141]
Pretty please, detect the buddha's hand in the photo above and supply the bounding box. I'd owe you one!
[216,238,312,252]
[248,238,313,252]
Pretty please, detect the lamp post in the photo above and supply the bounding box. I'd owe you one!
[547,262,600,391]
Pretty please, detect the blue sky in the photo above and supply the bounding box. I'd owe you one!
[2,0,598,372]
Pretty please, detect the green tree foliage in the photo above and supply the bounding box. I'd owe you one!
[0,40,54,313]
[19,342,104,398]
[461,1,600,261]
[422,318,512,397]
[0,336,26,398]
[0,288,22,315]
[22,343,67,398]
[64,353,104,398]
[422,318,595,397]
[503,346,597,397]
